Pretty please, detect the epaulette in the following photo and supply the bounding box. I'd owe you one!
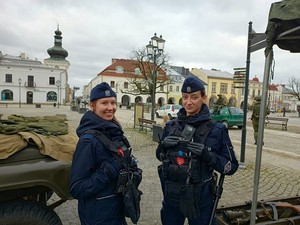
[215,122,225,129]
[166,120,176,126]
[81,133,94,141]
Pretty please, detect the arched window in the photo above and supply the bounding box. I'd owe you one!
[135,68,141,75]
[1,89,13,100]
[47,91,57,101]
[116,66,124,73]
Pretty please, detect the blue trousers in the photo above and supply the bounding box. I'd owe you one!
[160,200,216,225]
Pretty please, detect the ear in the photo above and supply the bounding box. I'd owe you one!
[89,102,95,111]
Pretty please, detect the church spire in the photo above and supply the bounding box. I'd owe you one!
[47,25,68,59]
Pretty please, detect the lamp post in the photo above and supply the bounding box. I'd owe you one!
[56,80,61,109]
[146,33,165,120]
[18,78,22,108]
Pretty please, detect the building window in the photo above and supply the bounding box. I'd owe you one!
[27,76,34,87]
[160,85,164,91]
[169,85,173,92]
[1,89,13,100]
[5,74,12,83]
[176,86,179,92]
[212,82,216,93]
[116,66,124,73]
[231,84,235,94]
[124,82,128,89]
[220,83,228,94]
[49,77,55,85]
[258,90,261,96]
[135,68,141,75]
[252,89,255,97]
[47,91,57,101]
[110,81,115,88]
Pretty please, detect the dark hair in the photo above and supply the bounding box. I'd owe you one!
[200,89,206,97]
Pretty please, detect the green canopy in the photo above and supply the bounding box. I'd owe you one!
[265,0,300,54]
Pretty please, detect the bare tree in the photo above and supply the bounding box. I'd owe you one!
[288,76,300,100]
[121,48,170,119]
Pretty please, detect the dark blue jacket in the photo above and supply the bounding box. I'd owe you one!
[70,111,127,225]
[156,104,239,208]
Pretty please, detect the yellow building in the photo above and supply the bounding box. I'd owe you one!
[191,68,238,108]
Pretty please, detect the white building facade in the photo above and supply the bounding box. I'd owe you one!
[0,26,70,106]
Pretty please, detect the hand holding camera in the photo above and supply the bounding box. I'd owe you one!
[162,136,180,148]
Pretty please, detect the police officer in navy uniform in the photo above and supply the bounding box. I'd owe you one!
[156,76,239,225]
[70,82,140,225]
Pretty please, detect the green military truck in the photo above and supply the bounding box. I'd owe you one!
[0,144,72,225]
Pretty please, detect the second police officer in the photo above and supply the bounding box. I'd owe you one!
[156,76,239,225]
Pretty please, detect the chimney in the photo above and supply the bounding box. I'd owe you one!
[185,68,189,75]
[20,53,26,59]
[112,58,119,63]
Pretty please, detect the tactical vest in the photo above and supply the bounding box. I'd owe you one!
[160,120,217,218]
[84,130,140,193]
[162,120,216,185]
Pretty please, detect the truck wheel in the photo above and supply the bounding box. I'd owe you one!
[0,200,62,225]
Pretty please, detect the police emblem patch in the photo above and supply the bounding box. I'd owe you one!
[187,86,191,93]
[105,90,110,96]
[223,161,231,173]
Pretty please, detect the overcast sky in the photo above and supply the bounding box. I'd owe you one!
[1,0,299,94]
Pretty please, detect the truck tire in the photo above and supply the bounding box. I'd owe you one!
[0,200,62,225]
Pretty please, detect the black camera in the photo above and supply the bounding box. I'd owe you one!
[181,125,195,141]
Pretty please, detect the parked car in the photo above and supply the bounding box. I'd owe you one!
[210,106,244,129]
[156,104,182,119]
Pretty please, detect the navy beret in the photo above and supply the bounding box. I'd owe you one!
[90,82,116,102]
[181,76,205,93]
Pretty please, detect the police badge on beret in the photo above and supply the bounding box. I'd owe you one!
[105,90,111,96]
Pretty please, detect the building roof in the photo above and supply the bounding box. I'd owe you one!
[252,76,260,82]
[196,68,233,79]
[172,65,207,85]
[269,84,279,91]
[0,53,43,66]
[98,58,166,79]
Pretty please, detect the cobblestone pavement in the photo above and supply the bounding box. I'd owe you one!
[1,105,300,225]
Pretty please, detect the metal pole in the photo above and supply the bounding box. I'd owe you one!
[151,51,157,120]
[249,49,273,225]
[19,82,21,108]
[240,21,252,168]
[57,85,60,109]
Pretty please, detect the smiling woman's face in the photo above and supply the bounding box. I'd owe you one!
[90,97,117,121]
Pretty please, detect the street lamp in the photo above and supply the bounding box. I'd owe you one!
[18,78,22,108]
[56,80,61,108]
[146,33,165,120]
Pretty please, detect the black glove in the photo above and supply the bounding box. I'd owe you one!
[101,161,119,181]
[187,142,214,164]
[187,142,205,156]
[201,147,214,164]
[161,136,180,148]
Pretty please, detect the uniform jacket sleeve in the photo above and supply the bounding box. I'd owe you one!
[205,123,239,175]
[69,134,117,199]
